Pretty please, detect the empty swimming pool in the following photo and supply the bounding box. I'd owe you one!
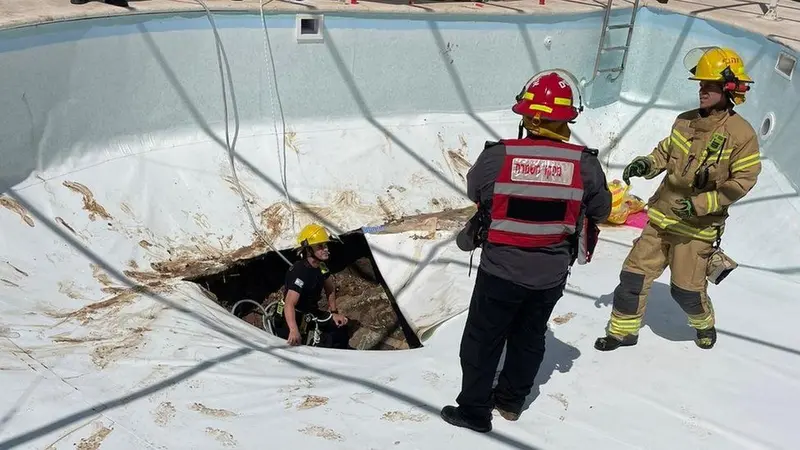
[0,3,798,449]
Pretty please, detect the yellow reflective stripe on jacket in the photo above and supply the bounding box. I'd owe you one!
[670,129,690,154]
[705,191,720,214]
[731,153,761,172]
[716,148,734,161]
[647,207,721,241]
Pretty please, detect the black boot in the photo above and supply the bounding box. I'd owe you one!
[594,334,638,351]
[106,0,130,6]
[695,327,717,349]
[440,406,491,433]
[494,399,520,422]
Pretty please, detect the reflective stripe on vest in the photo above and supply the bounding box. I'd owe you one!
[486,138,585,249]
[493,183,583,200]
[503,145,583,161]
[490,219,576,235]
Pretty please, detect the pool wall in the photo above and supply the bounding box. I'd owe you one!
[0,7,797,277]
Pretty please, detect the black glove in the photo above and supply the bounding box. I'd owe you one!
[622,156,651,185]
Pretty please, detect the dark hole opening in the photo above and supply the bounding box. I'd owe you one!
[186,230,421,351]
[760,116,772,137]
[300,18,320,35]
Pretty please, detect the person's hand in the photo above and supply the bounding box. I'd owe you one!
[622,156,651,185]
[287,328,302,346]
[332,313,348,327]
[672,197,696,220]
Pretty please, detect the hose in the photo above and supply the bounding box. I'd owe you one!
[230,299,271,333]
[192,0,293,267]
[260,0,297,233]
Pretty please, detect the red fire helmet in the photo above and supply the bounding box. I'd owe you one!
[512,70,584,122]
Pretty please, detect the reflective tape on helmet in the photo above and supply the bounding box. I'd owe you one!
[494,183,583,200]
[554,97,572,106]
[529,104,553,113]
[522,92,534,100]
[490,219,576,235]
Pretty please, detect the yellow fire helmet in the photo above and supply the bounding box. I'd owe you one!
[297,223,332,247]
[683,46,753,104]
[684,46,753,83]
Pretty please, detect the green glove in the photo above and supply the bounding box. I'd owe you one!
[622,156,651,185]
[672,198,696,220]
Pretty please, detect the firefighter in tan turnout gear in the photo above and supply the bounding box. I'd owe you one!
[595,47,762,352]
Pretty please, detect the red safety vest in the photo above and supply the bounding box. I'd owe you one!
[487,137,586,250]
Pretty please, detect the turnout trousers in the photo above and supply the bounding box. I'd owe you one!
[456,268,564,420]
[605,222,716,338]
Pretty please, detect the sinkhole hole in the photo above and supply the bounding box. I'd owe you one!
[186,230,421,351]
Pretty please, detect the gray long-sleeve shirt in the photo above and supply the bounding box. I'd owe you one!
[467,139,612,290]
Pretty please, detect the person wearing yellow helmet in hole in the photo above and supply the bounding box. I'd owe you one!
[595,47,762,352]
[273,223,351,348]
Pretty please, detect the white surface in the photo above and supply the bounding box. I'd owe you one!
[1,12,800,450]
[367,230,477,340]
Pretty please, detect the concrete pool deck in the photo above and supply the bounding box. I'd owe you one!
[0,0,798,52]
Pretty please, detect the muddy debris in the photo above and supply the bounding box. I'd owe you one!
[49,284,158,325]
[128,206,474,286]
[297,395,329,410]
[190,402,238,418]
[91,264,114,287]
[75,425,112,450]
[0,195,35,227]
[552,312,576,325]
[92,326,151,369]
[62,181,113,221]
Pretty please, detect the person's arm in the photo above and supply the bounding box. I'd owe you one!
[284,289,301,333]
[691,134,761,215]
[466,142,505,203]
[323,277,337,313]
[581,151,613,224]
[283,266,306,344]
[642,134,673,179]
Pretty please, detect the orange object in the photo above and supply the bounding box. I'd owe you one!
[606,179,646,225]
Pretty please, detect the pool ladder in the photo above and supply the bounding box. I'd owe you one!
[591,0,641,80]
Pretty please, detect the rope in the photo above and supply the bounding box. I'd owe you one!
[193,0,292,267]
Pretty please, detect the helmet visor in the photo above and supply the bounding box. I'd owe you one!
[683,46,718,76]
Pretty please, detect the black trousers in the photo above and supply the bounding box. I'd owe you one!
[274,311,350,349]
[456,268,564,420]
